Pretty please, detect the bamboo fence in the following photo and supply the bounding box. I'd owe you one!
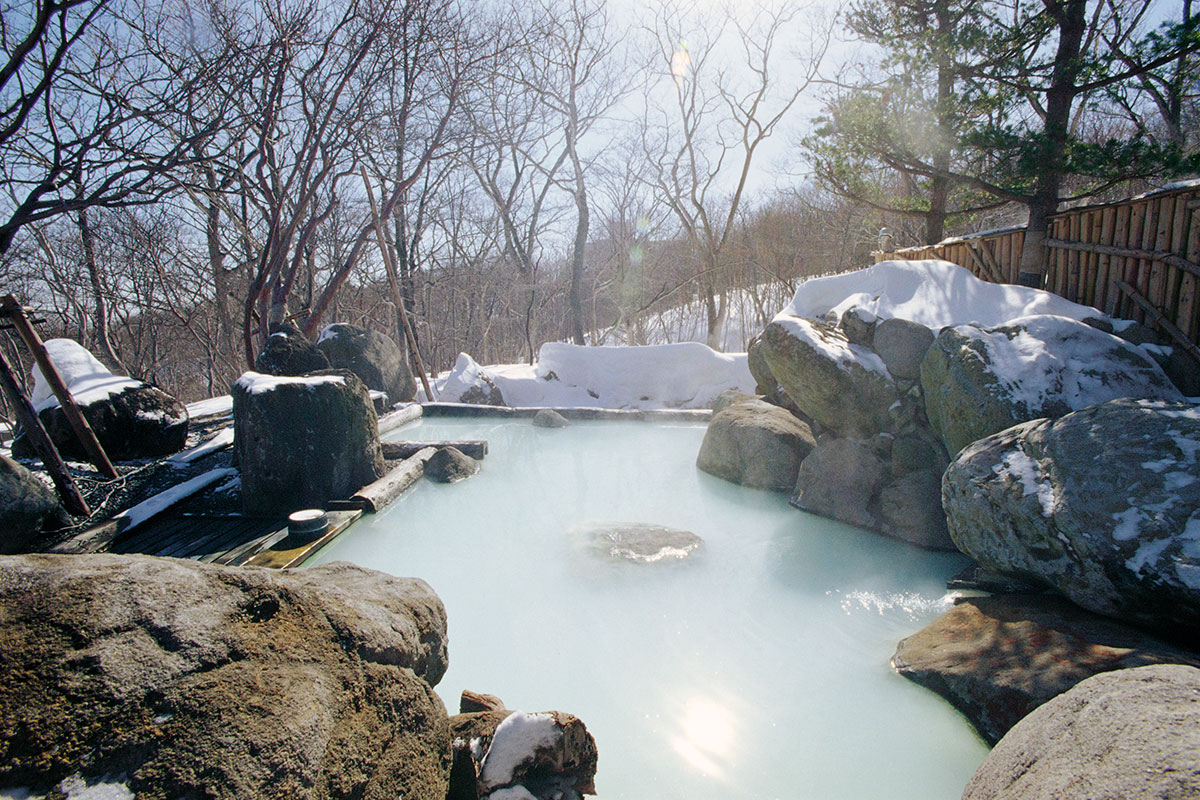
[875,182,1200,362]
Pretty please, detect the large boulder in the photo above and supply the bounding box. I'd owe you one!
[12,339,188,461]
[877,468,953,549]
[759,317,899,437]
[0,455,70,553]
[943,398,1200,644]
[962,664,1200,800]
[254,322,331,376]
[921,314,1183,456]
[697,400,816,491]
[0,554,451,800]
[442,353,506,406]
[893,594,1200,744]
[872,317,935,381]
[233,370,385,514]
[316,323,417,405]
[449,707,598,800]
[791,436,887,530]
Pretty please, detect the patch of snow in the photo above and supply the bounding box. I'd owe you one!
[28,339,142,413]
[114,467,237,530]
[1111,507,1143,541]
[778,260,1103,328]
[167,429,234,466]
[773,317,890,377]
[1138,342,1173,358]
[995,449,1055,517]
[1126,536,1173,574]
[2,776,135,800]
[186,395,233,418]
[234,371,345,395]
[316,323,350,345]
[1132,177,1200,199]
[485,788,538,800]
[431,344,753,410]
[959,315,1181,412]
[479,712,562,790]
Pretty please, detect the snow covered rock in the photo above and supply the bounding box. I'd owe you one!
[780,259,1102,328]
[943,399,1200,643]
[758,317,899,437]
[442,353,506,406]
[0,454,70,553]
[696,400,815,491]
[449,708,597,800]
[962,664,1200,800]
[232,370,384,514]
[254,322,330,376]
[921,314,1183,457]
[0,554,450,799]
[11,338,188,461]
[316,322,417,405]
[893,595,1200,745]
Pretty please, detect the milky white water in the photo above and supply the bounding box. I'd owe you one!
[306,419,989,799]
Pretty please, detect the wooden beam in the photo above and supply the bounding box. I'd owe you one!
[0,347,90,516]
[1113,280,1200,365]
[0,295,118,478]
[1045,239,1200,281]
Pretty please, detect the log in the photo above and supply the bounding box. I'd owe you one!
[383,440,488,460]
[1113,280,1200,365]
[351,447,437,513]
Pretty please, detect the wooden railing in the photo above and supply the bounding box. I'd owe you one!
[876,182,1200,360]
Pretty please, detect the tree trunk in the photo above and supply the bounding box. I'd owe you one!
[77,207,123,373]
[1017,0,1086,288]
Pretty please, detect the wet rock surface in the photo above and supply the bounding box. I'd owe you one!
[893,594,1200,744]
[0,554,450,800]
[532,409,570,428]
[425,446,482,483]
[0,455,70,553]
[577,522,702,563]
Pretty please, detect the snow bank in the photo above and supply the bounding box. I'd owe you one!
[479,711,562,790]
[432,343,754,409]
[778,260,1102,328]
[31,339,140,412]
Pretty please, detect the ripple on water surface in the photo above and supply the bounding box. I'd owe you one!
[307,418,989,799]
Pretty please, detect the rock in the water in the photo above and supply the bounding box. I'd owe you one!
[316,322,417,405]
[921,314,1183,456]
[0,455,70,553]
[759,317,899,437]
[448,708,597,800]
[877,469,954,549]
[0,553,450,799]
[893,594,1200,744]
[11,338,188,461]
[792,436,887,529]
[962,664,1200,800]
[872,317,935,380]
[426,446,480,483]
[255,322,331,376]
[697,401,815,491]
[233,370,385,514]
[943,398,1200,644]
[532,409,569,428]
[579,522,702,563]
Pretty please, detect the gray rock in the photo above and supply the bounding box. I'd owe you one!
[532,409,570,428]
[233,369,384,514]
[943,398,1200,644]
[921,314,1183,456]
[873,317,935,380]
[746,334,778,397]
[839,305,877,348]
[962,664,1200,799]
[710,389,759,414]
[893,595,1200,745]
[890,431,949,477]
[759,317,899,437]
[12,382,189,462]
[0,553,450,799]
[877,469,954,549]
[578,522,703,563]
[254,322,331,376]
[425,446,480,483]
[316,323,417,405]
[0,455,70,553]
[697,401,816,491]
[448,709,597,800]
[792,436,886,529]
